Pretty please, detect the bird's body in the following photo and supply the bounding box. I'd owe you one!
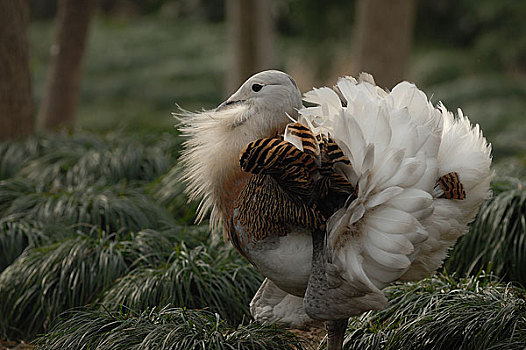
[231,172,320,296]
[180,70,492,349]
[233,124,355,298]
[180,71,318,295]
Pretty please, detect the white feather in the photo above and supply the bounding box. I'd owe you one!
[283,123,304,152]
[297,74,492,318]
[178,104,251,232]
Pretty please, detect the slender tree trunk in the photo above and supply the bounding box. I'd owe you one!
[352,0,417,88]
[0,0,34,142]
[226,0,276,93]
[37,0,96,131]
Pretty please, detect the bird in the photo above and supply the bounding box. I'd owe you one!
[179,70,492,350]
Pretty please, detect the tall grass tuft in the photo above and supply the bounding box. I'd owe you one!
[101,242,263,325]
[121,226,210,267]
[445,178,526,284]
[0,178,38,214]
[0,233,128,339]
[0,138,40,180]
[2,182,174,234]
[36,307,305,350]
[20,141,172,187]
[0,218,63,272]
[0,133,107,181]
[0,132,179,187]
[343,273,526,349]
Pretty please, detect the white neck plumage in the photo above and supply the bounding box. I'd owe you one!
[180,102,294,233]
[179,105,256,232]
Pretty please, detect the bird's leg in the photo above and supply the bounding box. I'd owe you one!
[305,229,348,350]
[325,318,348,350]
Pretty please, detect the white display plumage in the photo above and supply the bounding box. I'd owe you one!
[180,70,493,347]
[269,73,493,320]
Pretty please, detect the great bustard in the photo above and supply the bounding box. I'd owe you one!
[180,70,492,350]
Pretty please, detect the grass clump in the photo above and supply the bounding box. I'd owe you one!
[445,177,526,285]
[343,273,526,349]
[0,218,62,272]
[101,242,262,325]
[2,182,174,234]
[0,132,180,188]
[121,226,210,267]
[0,138,40,180]
[36,307,305,350]
[0,233,128,339]
[20,137,172,188]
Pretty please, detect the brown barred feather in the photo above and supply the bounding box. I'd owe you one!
[322,136,351,167]
[230,174,326,255]
[240,137,318,204]
[437,171,466,200]
[286,123,320,160]
[232,123,357,253]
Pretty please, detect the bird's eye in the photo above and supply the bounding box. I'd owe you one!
[252,83,263,92]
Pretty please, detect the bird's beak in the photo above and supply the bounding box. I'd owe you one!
[216,99,244,111]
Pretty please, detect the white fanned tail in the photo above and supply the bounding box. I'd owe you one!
[299,74,492,316]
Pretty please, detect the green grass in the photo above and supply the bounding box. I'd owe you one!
[343,273,526,349]
[1,135,522,346]
[0,233,128,339]
[0,131,214,340]
[0,132,182,235]
[445,177,526,285]
[0,218,56,272]
[100,242,262,325]
[36,307,306,350]
[0,220,228,340]
[0,131,180,186]
[2,181,174,233]
[120,227,207,267]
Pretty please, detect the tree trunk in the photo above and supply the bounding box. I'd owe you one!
[352,0,416,89]
[0,0,34,142]
[226,0,276,93]
[37,0,96,131]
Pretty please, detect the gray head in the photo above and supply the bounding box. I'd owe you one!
[216,70,302,133]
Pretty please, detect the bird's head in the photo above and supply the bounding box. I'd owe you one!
[215,70,302,138]
[179,70,301,232]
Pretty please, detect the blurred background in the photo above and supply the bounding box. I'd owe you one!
[2,0,526,164]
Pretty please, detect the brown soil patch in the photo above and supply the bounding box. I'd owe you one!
[291,327,327,349]
[0,340,34,350]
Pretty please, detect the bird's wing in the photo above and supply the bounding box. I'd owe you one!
[240,124,355,216]
[240,137,317,205]
[284,123,356,212]
[299,76,491,318]
[283,122,321,161]
[234,138,326,251]
[250,278,323,329]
